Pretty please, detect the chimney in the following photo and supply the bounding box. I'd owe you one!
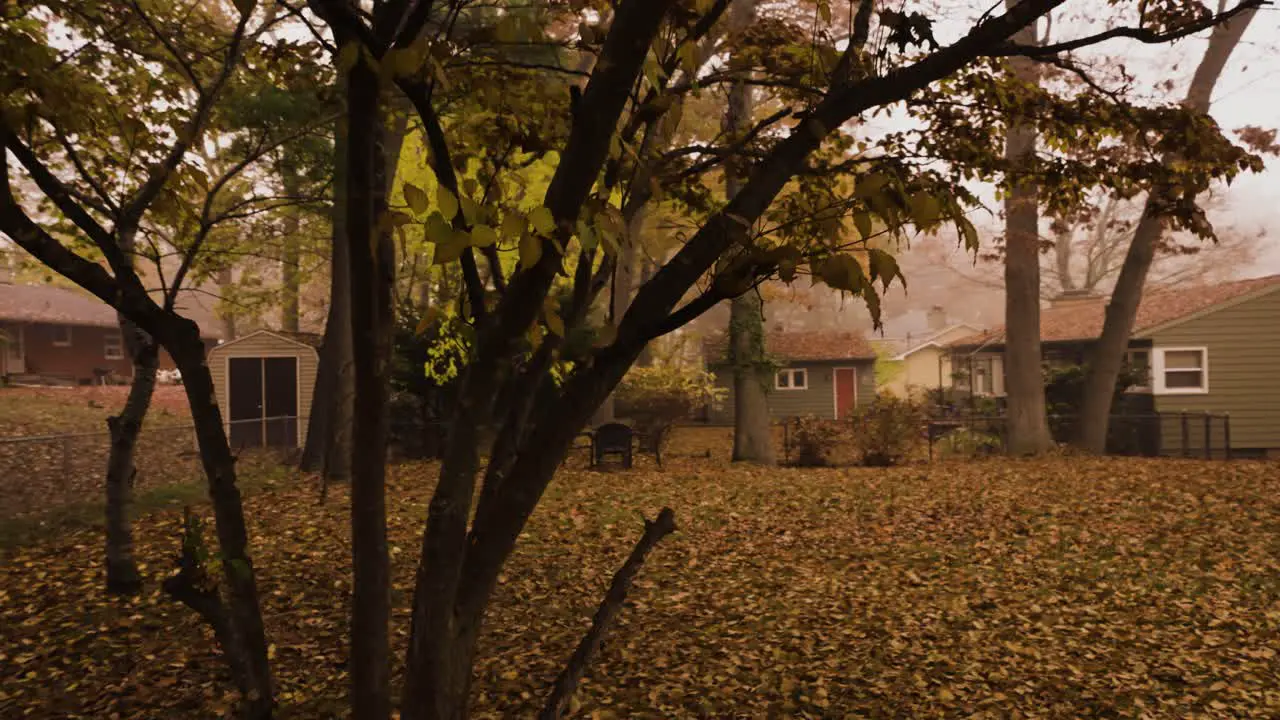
[1050,288,1097,308]
[926,305,947,331]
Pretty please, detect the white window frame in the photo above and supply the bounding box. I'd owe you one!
[775,367,808,391]
[1152,347,1208,395]
[51,325,72,347]
[1124,349,1152,392]
[104,332,124,360]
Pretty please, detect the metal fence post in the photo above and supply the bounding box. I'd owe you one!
[60,435,72,502]
[1180,413,1190,458]
[1203,412,1212,460]
[1223,414,1232,461]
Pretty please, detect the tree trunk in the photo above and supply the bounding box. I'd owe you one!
[1001,6,1052,456]
[167,328,273,718]
[301,95,408,480]
[1075,7,1257,453]
[301,85,353,479]
[345,59,395,720]
[216,266,237,340]
[280,231,301,333]
[104,323,158,595]
[593,204,644,424]
[725,0,773,464]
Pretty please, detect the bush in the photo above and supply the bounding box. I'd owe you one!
[936,427,1002,458]
[614,365,724,454]
[789,415,847,466]
[849,393,928,466]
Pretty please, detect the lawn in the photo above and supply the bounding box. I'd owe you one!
[0,385,191,437]
[2,455,1279,718]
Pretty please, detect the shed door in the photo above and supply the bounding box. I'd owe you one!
[263,357,298,448]
[834,368,858,419]
[228,356,298,449]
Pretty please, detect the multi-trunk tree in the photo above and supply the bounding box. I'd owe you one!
[3,1,1270,719]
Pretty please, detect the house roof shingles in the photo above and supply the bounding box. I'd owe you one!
[0,282,225,339]
[704,328,877,363]
[951,274,1280,347]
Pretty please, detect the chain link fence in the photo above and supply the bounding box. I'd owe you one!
[0,415,304,522]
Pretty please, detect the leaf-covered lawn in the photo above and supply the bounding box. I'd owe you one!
[0,386,191,437]
[2,456,1279,718]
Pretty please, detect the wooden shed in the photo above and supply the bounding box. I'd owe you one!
[208,330,320,449]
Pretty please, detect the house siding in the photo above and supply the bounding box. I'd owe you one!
[709,360,876,423]
[208,332,319,446]
[1148,287,1280,453]
[7,322,195,382]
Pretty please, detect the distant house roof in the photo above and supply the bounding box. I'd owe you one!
[704,329,876,363]
[891,323,979,360]
[0,282,225,339]
[951,275,1280,348]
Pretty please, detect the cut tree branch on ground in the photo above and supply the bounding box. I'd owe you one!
[539,507,677,720]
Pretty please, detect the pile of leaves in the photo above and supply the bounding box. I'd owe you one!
[3,452,1279,717]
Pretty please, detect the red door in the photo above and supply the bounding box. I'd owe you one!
[834,368,857,419]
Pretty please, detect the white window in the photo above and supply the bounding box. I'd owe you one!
[1153,347,1208,394]
[104,332,124,360]
[775,368,807,390]
[1124,349,1151,391]
[51,325,72,347]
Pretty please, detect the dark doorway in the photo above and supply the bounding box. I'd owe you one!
[227,356,299,449]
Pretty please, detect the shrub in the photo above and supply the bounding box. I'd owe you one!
[614,365,724,454]
[849,392,928,466]
[789,415,847,466]
[936,427,1002,458]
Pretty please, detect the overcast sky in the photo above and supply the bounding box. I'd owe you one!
[920,3,1280,271]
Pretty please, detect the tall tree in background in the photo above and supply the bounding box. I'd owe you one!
[1001,4,1053,455]
[725,0,774,464]
[1075,3,1260,453]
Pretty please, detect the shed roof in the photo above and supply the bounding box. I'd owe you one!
[208,329,320,355]
[951,275,1280,348]
[704,329,876,363]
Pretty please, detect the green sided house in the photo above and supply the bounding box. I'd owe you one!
[948,274,1280,456]
[703,329,877,423]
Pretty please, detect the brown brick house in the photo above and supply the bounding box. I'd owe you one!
[0,281,223,384]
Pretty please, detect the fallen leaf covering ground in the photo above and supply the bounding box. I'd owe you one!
[0,386,191,437]
[2,455,1279,718]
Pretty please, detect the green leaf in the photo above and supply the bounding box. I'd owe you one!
[853,211,873,240]
[519,232,543,270]
[529,206,556,235]
[816,254,866,294]
[471,224,497,248]
[425,212,451,244]
[958,216,979,251]
[907,191,942,227]
[437,186,459,220]
[867,248,904,291]
[501,211,526,241]
[433,230,468,265]
[459,195,480,225]
[403,183,429,215]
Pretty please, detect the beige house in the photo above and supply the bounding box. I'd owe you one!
[207,330,320,449]
[879,323,980,398]
[950,275,1280,456]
